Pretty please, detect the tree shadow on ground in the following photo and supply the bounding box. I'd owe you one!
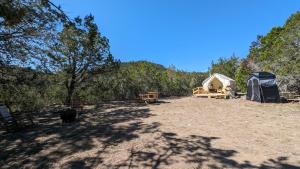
[0,102,158,168]
[103,130,300,169]
[151,100,171,105]
[0,102,299,169]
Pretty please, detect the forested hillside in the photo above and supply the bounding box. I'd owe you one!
[79,61,208,101]
[0,61,208,112]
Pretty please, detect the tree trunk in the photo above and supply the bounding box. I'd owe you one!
[65,75,76,105]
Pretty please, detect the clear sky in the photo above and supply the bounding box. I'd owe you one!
[53,0,300,72]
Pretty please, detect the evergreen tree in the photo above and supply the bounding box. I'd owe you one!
[210,55,240,79]
[46,15,118,104]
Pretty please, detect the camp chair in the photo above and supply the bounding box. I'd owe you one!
[65,97,84,121]
[0,103,36,132]
[70,98,84,111]
[0,104,19,131]
[65,96,84,111]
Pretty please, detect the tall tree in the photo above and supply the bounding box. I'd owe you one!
[0,0,70,112]
[47,15,118,104]
[235,59,251,92]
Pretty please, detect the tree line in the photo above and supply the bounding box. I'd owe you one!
[1,1,299,113]
[210,12,300,94]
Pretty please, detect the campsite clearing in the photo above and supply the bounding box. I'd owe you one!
[1,97,300,168]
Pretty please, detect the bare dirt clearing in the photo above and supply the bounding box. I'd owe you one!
[1,97,300,169]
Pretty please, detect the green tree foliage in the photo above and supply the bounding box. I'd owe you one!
[247,12,300,92]
[80,61,208,101]
[0,0,64,65]
[0,66,58,112]
[235,60,251,92]
[2,1,300,114]
[46,15,118,104]
[210,12,300,93]
[210,55,239,79]
[0,0,67,112]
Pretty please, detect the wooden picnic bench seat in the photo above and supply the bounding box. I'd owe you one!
[139,92,159,104]
[192,87,208,95]
[280,92,300,103]
[287,98,300,103]
[193,86,232,99]
[280,92,296,99]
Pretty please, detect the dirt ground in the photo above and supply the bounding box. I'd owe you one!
[1,97,300,169]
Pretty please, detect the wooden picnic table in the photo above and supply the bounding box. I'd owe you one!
[139,92,159,103]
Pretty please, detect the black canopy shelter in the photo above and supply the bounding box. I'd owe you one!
[246,72,280,103]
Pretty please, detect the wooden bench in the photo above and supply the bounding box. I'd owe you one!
[287,98,300,103]
[193,87,231,99]
[0,104,17,131]
[280,92,296,99]
[139,92,159,104]
[280,92,300,103]
[194,93,229,99]
[193,87,208,95]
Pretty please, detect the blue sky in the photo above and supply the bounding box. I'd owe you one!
[53,0,300,72]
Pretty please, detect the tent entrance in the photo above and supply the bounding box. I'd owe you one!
[208,77,223,93]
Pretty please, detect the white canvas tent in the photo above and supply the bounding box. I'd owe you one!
[202,73,236,95]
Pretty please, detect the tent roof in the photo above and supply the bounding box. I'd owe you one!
[249,72,276,80]
[202,73,234,85]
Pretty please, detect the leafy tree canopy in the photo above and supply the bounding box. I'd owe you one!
[210,54,240,79]
[247,12,300,92]
[0,0,65,66]
[46,15,119,104]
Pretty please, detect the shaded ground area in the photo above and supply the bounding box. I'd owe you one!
[0,98,300,168]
